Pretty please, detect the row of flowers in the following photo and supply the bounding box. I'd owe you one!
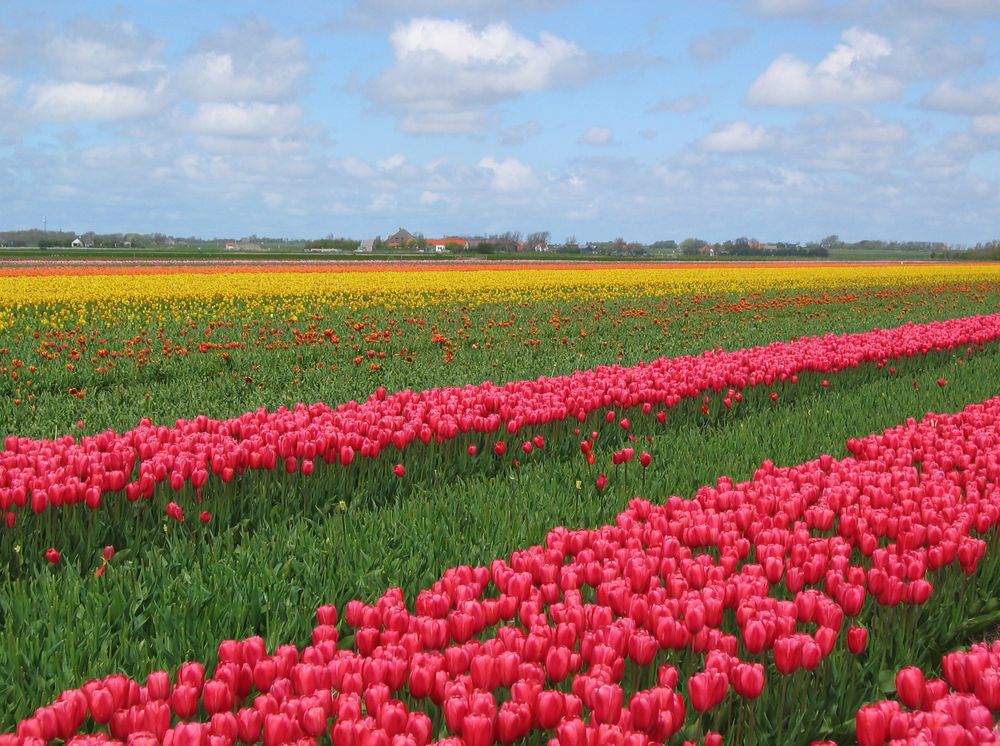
[851,641,1000,745]
[8,391,1000,744]
[3,314,998,529]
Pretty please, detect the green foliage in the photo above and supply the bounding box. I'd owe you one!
[304,238,360,251]
[2,281,1000,735]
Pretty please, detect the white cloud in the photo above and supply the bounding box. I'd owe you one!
[579,126,614,146]
[649,94,708,113]
[370,18,592,134]
[688,27,751,63]
[917,0,1000,14]
[342,156,376,179]
[745,0,872,20]
[971,115,1000,136]
[369,192,395,212]
[45,20,166,84]
[500,120,542,145]
[186,102,303,137]
[176,20,309,102]
[748,0,823,14]
[31,81,164,121]
[695,110,910,174]
[699,121,772,152]
[747,27,902,106]
[0,75,18,102]
[922,76,1000,115]
[478,156,538,192]
[377,154,407,171]
[343,0,569,26]
[419,190,445,204]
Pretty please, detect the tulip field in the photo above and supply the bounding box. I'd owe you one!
[3,261,1000,746]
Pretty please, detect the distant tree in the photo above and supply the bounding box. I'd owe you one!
[819,234,840,248]
[680,237,706,255]
[305,238,359,252]
[526,231,550,249]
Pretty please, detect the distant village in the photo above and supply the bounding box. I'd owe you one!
[0,226,983,259]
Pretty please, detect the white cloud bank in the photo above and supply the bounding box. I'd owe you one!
[747,27,902,106]
[370,18,592,134]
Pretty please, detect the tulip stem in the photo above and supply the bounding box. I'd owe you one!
[777,673,789,743]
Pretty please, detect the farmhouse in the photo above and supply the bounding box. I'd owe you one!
[384,228,468,251]
[385,228,415,247]
[427,237,469,252]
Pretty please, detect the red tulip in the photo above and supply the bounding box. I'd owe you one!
[203,679,235,714]
[848,626,868,655]
[536,690,565,730]
[147,671,170,701]
[895,667,925,710]
[591,684,624,724]
[856,705,887,746]
[45,548,61,565]
[171,684,199,718]
[460,713,493,746]
[86,687,114,724]
[732,663,765,700]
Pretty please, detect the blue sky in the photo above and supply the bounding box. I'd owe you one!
[1,0,998,244]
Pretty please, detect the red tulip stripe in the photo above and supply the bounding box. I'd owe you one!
[8,392,1000,745]
[854,641,1000,745]
[1,314,998,530]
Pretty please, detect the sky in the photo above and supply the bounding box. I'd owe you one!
[0,1,998,245]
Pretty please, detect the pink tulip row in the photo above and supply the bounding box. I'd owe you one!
[8,391,1000,745]
[847,641,1000,745]
[2,313,998,525]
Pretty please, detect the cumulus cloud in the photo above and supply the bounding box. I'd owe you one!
[340,157,376,179]
[175,19,309,102]
[419,190,446,204]
[24,18,169,124]
[699,121,772,152]
[579,126,614,146]
[971,115,1000,136]
[31,81,165,121]
[917,0,1000,14]
[648,94,708,114]
[747,27,902,106]
[344,0,569,25]
[478,156,538,191]
[922,76,1000,115]
[695,109,909,175]
[377,154,407,171]
[185,102,304,138]
[688,27,751,63]
[369,18,593,134]
[500,120,542,145]
[44,19,166,84]
[0,75,18,102]
[747,0,824,15]
[744,0,872,20]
